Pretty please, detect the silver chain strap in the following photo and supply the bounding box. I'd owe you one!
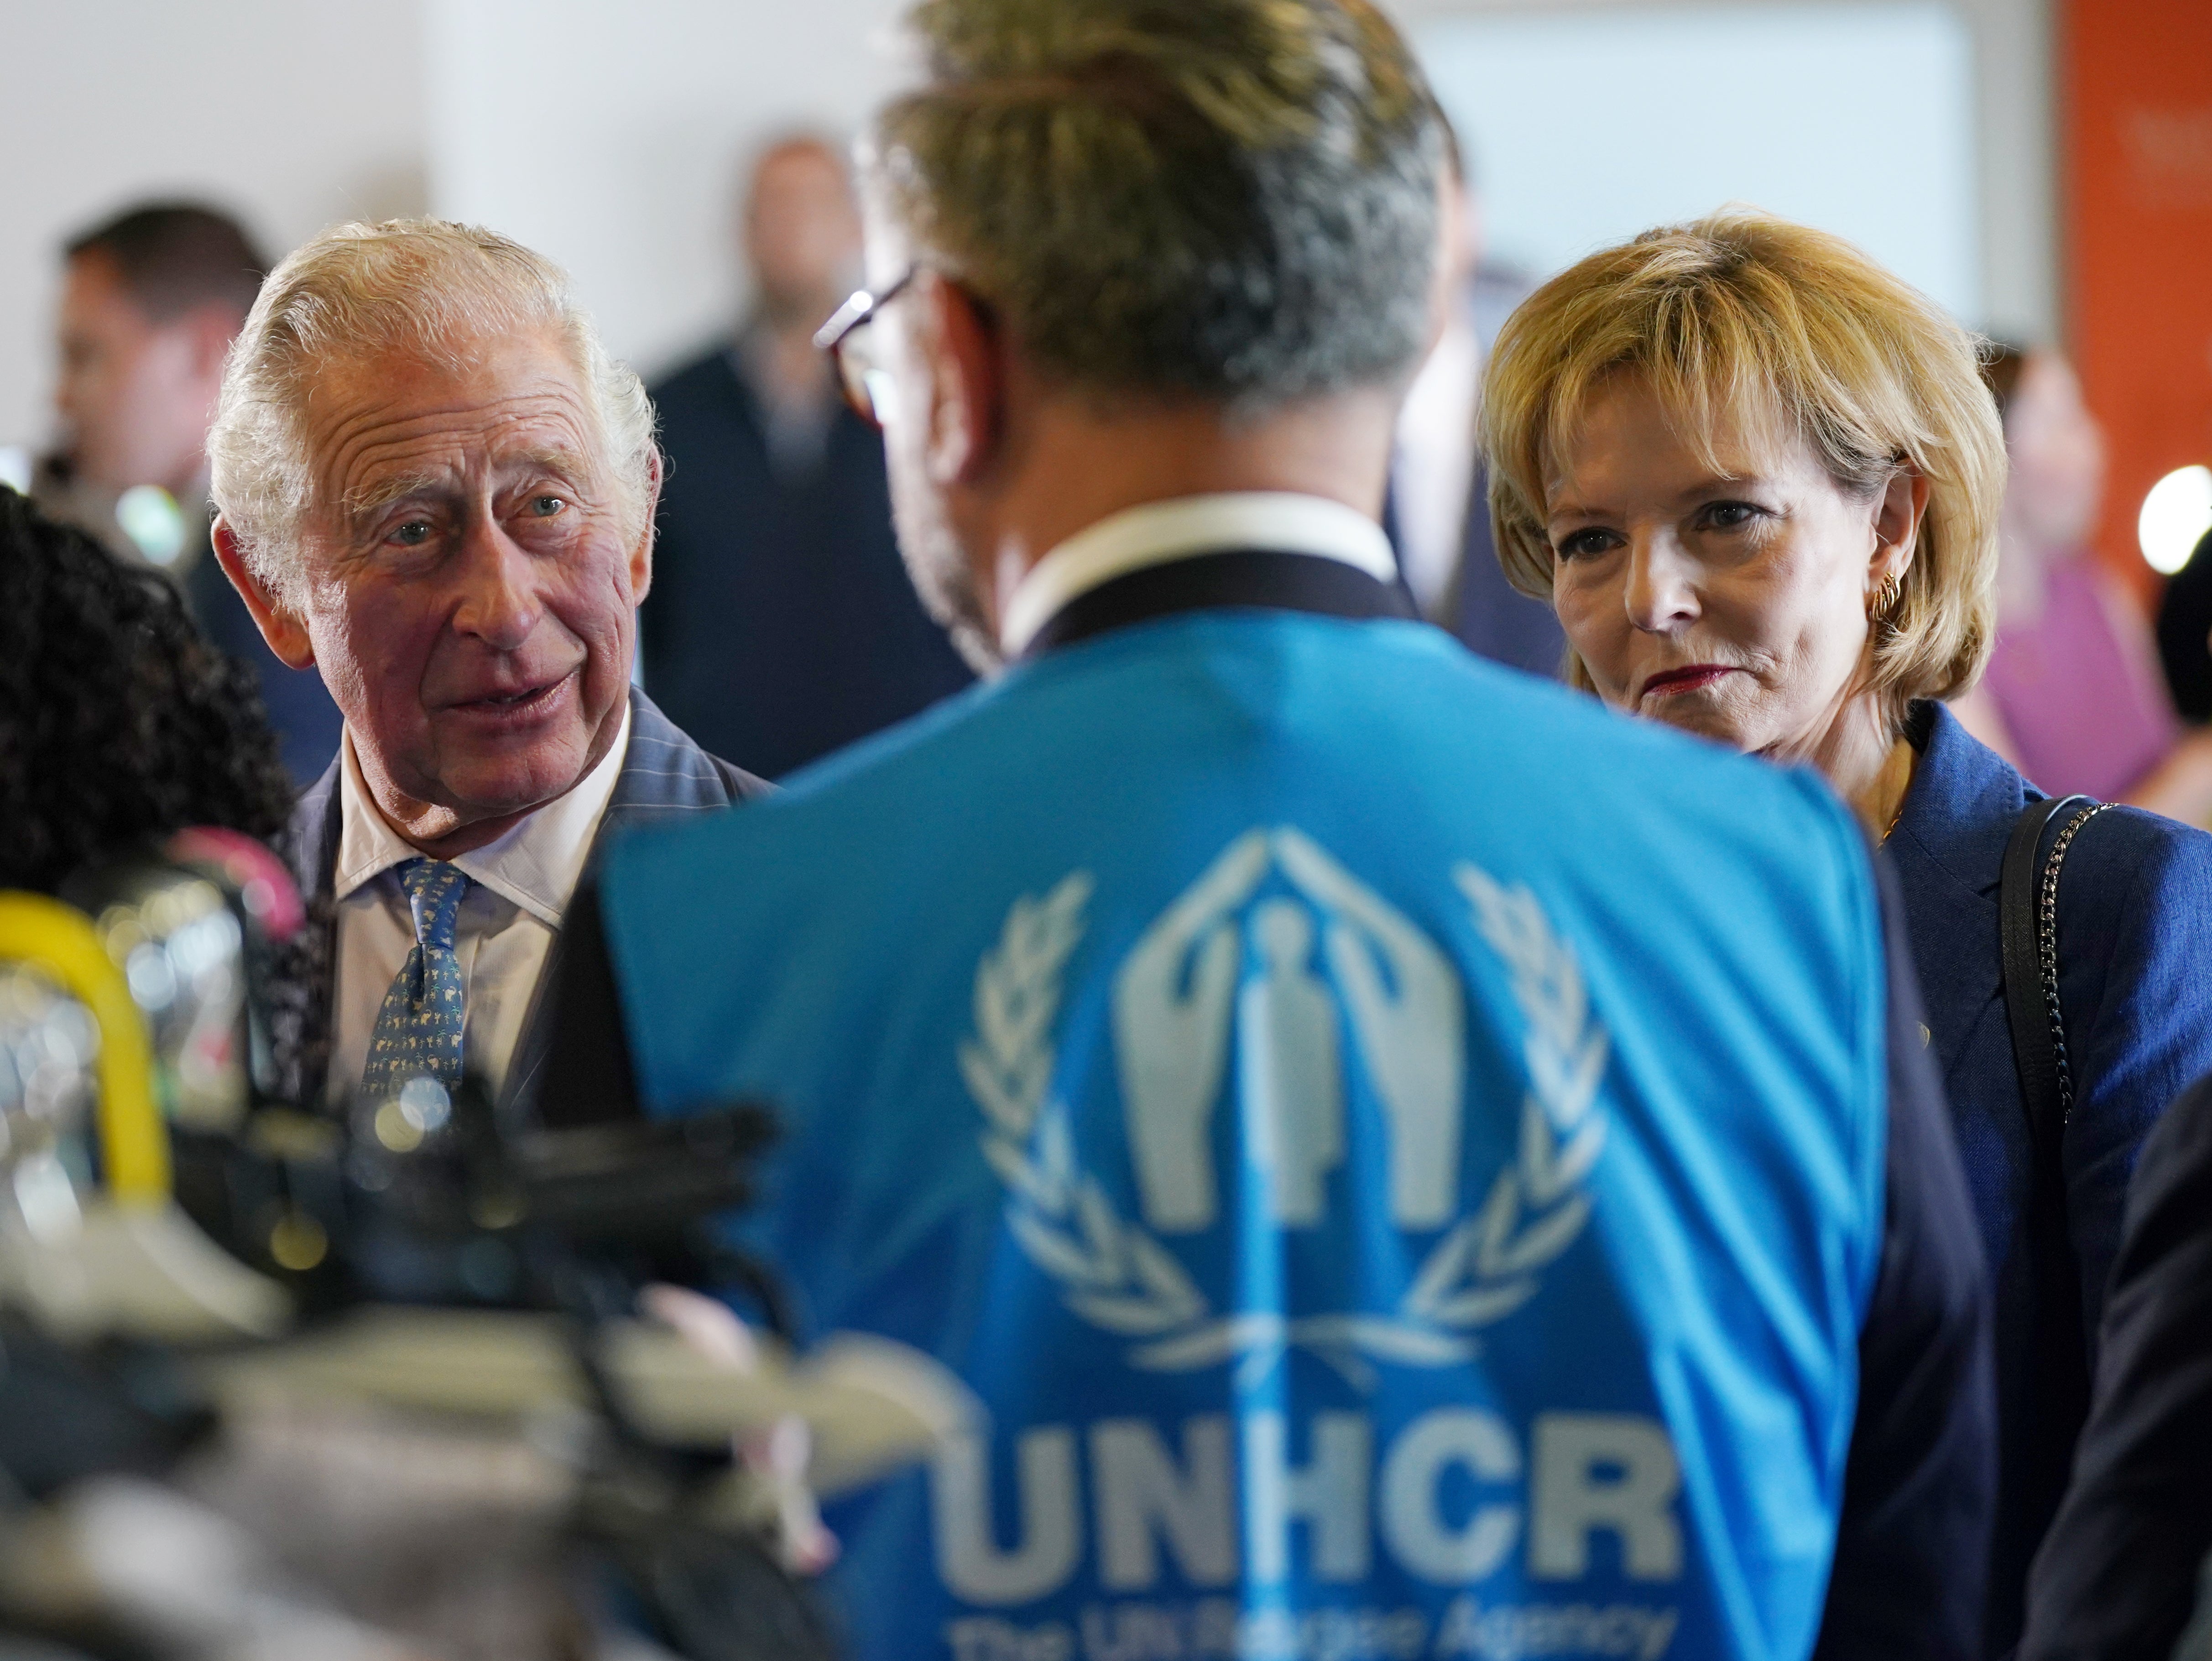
[2038,802,2111,1121]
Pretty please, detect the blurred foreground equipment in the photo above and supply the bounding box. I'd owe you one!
[0,840,955,1661]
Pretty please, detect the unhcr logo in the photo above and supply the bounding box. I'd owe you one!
[963,828,1612,1383]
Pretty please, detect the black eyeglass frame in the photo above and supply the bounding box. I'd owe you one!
[813,266,918,428]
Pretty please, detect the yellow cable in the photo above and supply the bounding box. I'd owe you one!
[0,892,169,1203]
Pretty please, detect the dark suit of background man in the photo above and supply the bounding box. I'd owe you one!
[644,135,974,779]
[37,203,343,786]
[1386,134,1563,679]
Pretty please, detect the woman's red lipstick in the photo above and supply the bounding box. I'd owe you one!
[1639,664,1736,701]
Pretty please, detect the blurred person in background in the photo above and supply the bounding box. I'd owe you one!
[0,484,293,893]
[643,134,973,779]
[2022,1065,2212,1660]
[1953,343,2212,821]
[547,3,1993,1655]
[39,203,343,789]
[2153,511,2212,735]
[1388,124,1562,676]
[203,219,767,1116]
[1486,209,2212,1656]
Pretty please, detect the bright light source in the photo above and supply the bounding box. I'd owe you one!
[0,445,30,496]
[2140,464,2212,576]
[115,484,186,566]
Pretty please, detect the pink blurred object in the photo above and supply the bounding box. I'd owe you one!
[1983,561,2181,800]
[166,826,307,945]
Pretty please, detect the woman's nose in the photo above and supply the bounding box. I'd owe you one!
[1623,534,1699,634]
[450,517,543,651]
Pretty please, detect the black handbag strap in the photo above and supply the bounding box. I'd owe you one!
[2000,794,2109,1150]
[2003,795,2083,1147]
[1996,789,2112,1620]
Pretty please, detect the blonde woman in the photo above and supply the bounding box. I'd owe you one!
[1482,210,2212,1655]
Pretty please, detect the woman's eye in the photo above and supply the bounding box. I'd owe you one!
[1555,528,1618,560]
[1703,501,1762,531]
[530,495,565,517]
[389,520,433,547]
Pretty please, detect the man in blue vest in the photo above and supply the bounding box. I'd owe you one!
[543,2,1993,1655]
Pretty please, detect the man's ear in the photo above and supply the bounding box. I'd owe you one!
[211,518,317,670]
[922,277,1004,488]
[627,449,662,606]
[1872,465,1932,589]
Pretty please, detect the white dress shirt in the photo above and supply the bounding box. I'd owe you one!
[326,705,632,1101]
[1391,304,1484,622]
[997,491,1399,659]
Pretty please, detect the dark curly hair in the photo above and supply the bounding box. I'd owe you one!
[0,486,296,892]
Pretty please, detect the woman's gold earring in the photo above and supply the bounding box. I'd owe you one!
[1872,571,1904,624]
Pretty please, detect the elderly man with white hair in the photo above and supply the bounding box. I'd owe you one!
[208,219,768,1114]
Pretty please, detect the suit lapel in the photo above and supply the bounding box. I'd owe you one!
[1887,702,2036,1089]
[498,689,753,1122]
[268,755,344,1110]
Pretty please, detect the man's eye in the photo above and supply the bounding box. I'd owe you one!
[531,495,565,517]
[390,520,433,546]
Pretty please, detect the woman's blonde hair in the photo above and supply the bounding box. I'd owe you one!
[1480,209,2005,717]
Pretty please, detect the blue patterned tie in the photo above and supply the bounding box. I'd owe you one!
[360,859,470,1101]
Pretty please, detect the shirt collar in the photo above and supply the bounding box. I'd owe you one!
[332,702,633,928]
[997,491,1399,659]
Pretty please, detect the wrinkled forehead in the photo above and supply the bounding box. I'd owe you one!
[1540,359,1800,500]
[297,324,601,510]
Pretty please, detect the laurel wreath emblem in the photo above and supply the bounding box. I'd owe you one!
[961,861,1608,1389]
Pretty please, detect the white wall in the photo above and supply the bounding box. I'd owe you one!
[1412,3,1980,321]
[1396,0,2057,340]
[1952,0,2056,342]
[428,0,2054,388]
[427,0,911,386]
[6,0,2054,455]
[0,0,430,450]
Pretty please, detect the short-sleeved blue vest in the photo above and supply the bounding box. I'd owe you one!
[598,612,1888,1661]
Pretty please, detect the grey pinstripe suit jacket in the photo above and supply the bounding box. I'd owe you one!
[267,688,769,1118]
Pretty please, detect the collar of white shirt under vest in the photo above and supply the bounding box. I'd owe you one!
[998,491,1414,662]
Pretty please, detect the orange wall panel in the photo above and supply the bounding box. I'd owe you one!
[2063,0,2212,592]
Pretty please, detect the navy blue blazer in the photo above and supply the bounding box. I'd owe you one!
[264,687,768,1118]
[1887,700,2212,1651]
[641,345,974,778]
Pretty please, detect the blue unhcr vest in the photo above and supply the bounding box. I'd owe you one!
[597,612,1889,1661]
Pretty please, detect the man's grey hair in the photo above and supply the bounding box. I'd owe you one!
[866,0,1445,411]
[207,219,655,603]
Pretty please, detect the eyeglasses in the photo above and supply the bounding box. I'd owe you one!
[813,267,916,430]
